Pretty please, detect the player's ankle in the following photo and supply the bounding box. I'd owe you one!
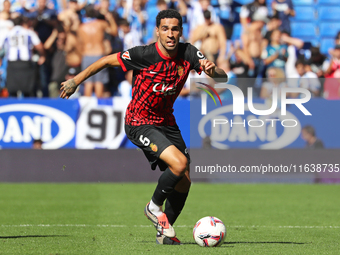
[149,199,163,217]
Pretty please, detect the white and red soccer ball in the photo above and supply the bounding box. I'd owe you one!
[193,216,226,247]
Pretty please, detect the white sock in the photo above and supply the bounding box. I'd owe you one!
[149,200,163,217]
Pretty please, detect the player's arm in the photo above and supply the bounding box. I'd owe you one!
[199,59,228,82]
[60,53,121,99]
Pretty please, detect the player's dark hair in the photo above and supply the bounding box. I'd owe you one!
[156,9,182,28]
[203,10,211,20]
[302,125,315,137]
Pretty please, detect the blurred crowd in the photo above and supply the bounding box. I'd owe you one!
[0,0,340,99]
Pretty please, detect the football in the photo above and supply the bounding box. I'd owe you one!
[193,216,226,247]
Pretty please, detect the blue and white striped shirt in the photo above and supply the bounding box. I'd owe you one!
[0,25,41,61]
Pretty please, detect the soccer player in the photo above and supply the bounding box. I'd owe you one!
[60,9,228,244]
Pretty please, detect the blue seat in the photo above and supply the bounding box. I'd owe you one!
[291,22,316,38]
[319,22,340,37]
[317,0,339,5]
[318,7,340,21]
[231,23,242,41]
[291,6,315,21]
[292,0,314,5]
[320,38,335,55]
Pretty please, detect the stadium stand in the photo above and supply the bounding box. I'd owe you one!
[291,6,315,22]
[318,6,340,21]
[292,0,314,5]
[291,22,317,38]
[319,23,340,37]
[317,0,339,5]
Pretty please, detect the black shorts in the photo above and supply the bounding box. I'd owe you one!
[125,124,190,171]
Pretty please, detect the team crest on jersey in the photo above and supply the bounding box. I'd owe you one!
[177,66,184,76]
[122,51,131,60]
[150,143,158,152]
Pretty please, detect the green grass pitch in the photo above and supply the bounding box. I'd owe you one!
[0,183,339,254]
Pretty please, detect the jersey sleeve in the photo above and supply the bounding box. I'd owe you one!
[117,46,145,72]
[29,31,41,46]
[187,44,206,74]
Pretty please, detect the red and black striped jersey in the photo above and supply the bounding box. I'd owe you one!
[117,42,206,126]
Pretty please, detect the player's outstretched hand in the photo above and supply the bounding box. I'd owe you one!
[199,59,215,78]
[60,79,78,99]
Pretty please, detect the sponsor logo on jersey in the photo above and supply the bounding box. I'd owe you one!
[150,143,158,152]
[153,82,177,96]
[177,66,184,76]
[122,51,131,60]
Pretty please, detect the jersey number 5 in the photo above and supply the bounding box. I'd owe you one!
[139,135,150,146]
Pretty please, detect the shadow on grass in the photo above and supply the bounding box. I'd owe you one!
[0,235,69,239]
[139,241,307,246]
[225,241,306,245]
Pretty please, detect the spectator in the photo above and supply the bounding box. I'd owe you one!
[0,0,13,89]
[335,31,340,45]
[189,10,227,66]
[187,0,219,36]
[292,60,321,97]
[25,0,58,97]
[262,13,281,49]
[309,46,327,78]
[126,0,146,43]
[118,18,142,51]
[271,0,295,35]
[44,26,68,98]
[228,44,252,96]
[0,0,11,20]
[0,16,45,97]
[301,125,324,149]
[78,4,117,98]
[32,139,43,149]
[325,45,340,79]
[323,45,340,99]
[58,0,80,33]
[260,67,286,99]
[263,29,288,72]
[240,0,268,77]
[281,32,304,78]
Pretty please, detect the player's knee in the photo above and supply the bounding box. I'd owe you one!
[171,155,188,176]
